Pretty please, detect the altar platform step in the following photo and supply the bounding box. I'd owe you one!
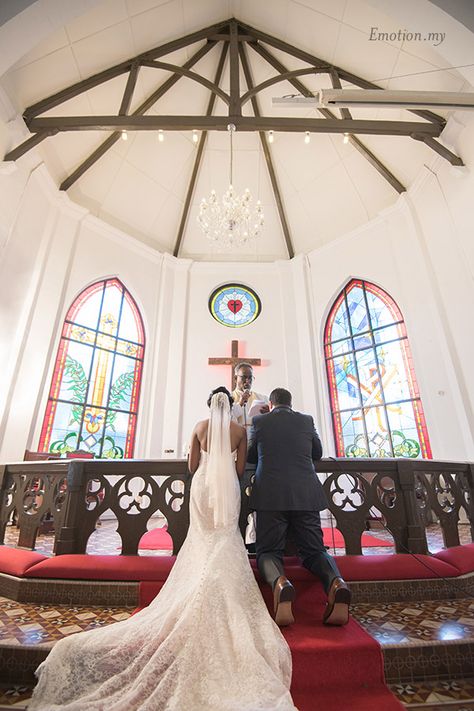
[1,593,474,709]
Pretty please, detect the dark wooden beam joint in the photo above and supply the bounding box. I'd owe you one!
[58,42,215,191]
[4,129,58,162]
[411,133,464,166]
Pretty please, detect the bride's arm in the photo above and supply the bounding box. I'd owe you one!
[187,426,201,474]
[235,427,247,478]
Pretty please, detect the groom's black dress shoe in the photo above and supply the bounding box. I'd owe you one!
[273,576,295,626]
[323,577,351,626]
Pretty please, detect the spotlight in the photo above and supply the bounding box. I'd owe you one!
[268,130,274,144]
[121,130,128,141]
[304,131,310,144]
[343,133,349,144]
[158,130,164,143]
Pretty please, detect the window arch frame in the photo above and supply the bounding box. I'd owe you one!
[38,277,145,459]
[323,278,432,459]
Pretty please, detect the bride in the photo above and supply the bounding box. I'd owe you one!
[29,387,296,710]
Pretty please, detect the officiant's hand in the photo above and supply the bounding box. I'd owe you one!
[239,390,251,406]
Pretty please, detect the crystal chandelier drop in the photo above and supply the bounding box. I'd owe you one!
[197,123,264,248]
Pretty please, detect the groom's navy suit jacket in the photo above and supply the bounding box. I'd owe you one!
[247,406,327,511]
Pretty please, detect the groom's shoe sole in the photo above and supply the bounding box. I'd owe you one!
[273,576,295,627]
[323,577,351,626]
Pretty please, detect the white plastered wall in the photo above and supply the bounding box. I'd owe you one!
[1,115,474,462]
[0,161,167,461]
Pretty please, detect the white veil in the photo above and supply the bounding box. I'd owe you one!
[206,391,239,528]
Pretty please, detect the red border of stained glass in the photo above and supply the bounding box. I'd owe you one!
[39,278,145,458]
[324,279,432,459]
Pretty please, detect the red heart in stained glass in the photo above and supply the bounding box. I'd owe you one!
[228,299,243,314]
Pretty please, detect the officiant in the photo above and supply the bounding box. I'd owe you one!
[232,363,269,430]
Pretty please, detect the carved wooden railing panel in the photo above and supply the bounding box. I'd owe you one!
[0,463,69,550]
[0,458,472,556]
[55,460,191,555]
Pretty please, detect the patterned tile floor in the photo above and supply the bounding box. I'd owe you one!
[0,598,473,708]
[0,595,133,649]
[389,678,474,708]
[4,518,472,557]
[352,599,474,647]
[1,520,473,707]
[0,677,474,708]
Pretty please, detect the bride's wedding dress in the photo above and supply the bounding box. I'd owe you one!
[29,393,296,711]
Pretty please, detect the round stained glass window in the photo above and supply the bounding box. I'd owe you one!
[209,283,261,328]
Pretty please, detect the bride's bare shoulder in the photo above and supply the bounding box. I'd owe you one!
[230,420,246,437]
[194,419,209,433]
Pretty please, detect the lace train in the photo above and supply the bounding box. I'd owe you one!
[29,452,296,710]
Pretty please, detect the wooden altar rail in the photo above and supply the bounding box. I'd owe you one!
[0,459,473,556]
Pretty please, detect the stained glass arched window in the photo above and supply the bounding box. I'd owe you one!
[324,279,431,459]
[39,278,145,459]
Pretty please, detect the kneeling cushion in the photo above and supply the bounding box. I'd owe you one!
[25,554,176,581]
[0,546,48,576]
[251,553,459,581]
[433,543,474,575]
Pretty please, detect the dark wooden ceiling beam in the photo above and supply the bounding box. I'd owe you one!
[139,60,230,104]
[412,134,464,166]
[29,115,442,136]
[251,43,406,194]
[173,43,228,257]
[4,130,56,162]
[210,33,255,42]
[119,60,140,115]
[23,20,230,121]
[58,43,215,191]
[241,66,324,106]
[239,20,330,69]
[229,20,241,116]
[239,43,294,259]
[238,19,445,127]
[133,43,215,116]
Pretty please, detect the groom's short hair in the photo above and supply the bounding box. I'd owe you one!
[269,388,292,407]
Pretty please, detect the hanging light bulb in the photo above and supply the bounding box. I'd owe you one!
[304,131,310,144]
[268,130,274,144]
[158,130,164,143]
[192,130,199,144]
[121,130,128,141]
[343,132,349,144]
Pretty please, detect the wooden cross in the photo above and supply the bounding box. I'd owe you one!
[208,340,261,391]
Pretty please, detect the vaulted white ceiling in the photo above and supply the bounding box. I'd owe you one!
[1,0,470,261]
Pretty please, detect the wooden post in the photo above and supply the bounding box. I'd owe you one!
[54,461,87,555]
[397,462,429,554]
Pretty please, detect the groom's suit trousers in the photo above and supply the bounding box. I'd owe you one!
[255,509,342,594]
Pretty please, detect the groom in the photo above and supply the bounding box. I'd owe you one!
[247,388,351,627]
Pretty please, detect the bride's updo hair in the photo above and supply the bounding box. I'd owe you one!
[207,386,233,410]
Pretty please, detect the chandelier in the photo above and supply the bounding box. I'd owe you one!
[197,123,264,248]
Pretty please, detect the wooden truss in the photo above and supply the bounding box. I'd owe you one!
[5,18,463,258]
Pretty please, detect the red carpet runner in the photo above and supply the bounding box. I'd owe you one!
[137,526,392,550]
[137,579,403,711]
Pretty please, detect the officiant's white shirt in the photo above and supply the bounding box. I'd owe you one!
[232,389,269,429]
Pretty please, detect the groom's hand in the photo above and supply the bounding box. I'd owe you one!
[259,404,270,414]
